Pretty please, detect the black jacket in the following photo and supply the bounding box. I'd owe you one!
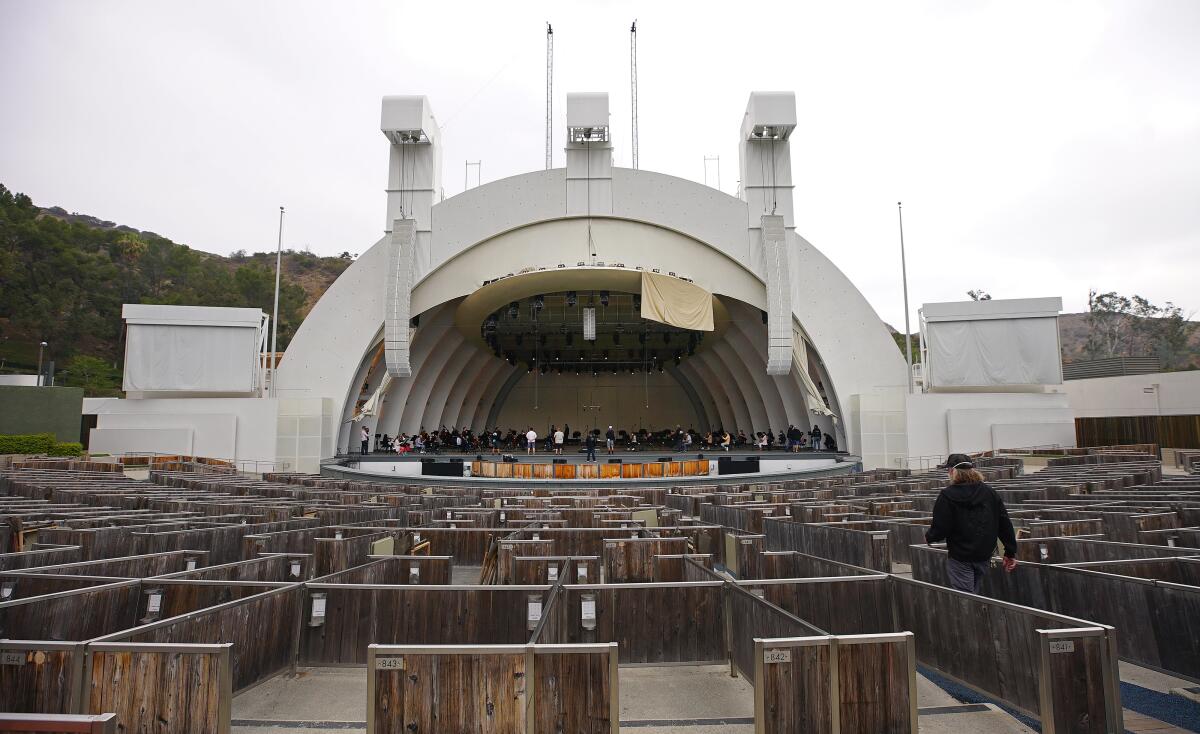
[925,482,1017,562]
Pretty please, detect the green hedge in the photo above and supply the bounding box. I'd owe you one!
[0,433,56,454]
[0,433,83,456]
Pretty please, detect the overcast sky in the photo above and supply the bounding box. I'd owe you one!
[2,0,1198,328]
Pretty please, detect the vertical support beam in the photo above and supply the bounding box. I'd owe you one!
[383,219,415,377]
[761,215,793,375]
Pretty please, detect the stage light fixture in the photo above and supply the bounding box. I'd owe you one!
[554,351,561,361]
[508,302,520,318]
[583,307,597,341]
[599,291,610,307]
[534,294,545,310]
[603,350,609,360]
[566,291,577,306]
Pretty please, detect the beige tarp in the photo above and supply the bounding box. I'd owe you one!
[354,371,392,421]
[640,272,715,331]
[792,329,835,417]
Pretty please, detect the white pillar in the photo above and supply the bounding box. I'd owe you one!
[382,96,442,276]
[739,92,798,375]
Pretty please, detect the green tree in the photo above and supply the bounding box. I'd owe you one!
[59,354,122,397]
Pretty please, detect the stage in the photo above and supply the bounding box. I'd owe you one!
[323,449,859,488]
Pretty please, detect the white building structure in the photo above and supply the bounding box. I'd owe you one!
[81,89,1098,472]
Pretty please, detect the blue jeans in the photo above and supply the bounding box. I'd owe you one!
[946,557,988,594]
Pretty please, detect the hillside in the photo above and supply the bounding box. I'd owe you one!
[0,183,351,395]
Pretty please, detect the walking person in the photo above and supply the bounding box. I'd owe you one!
[605,426,616,455]
[585,431,598,461]
[525,427,537,455]
[809,424,822,451]
[360,425,370,455]
[925,453,1018,594]
[553,426,565,455]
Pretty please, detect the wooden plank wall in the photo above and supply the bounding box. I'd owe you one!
[0,581,142,641]
[302,586,549,665]
[85,643,230,734]
[547,583,725,664]
[0,546,83,573]
[312,531,403,578]
[763,519,892,572]
[601,537,689,582]
[892,575,1092,717]
[154,555,310,583]
[910,544,1200,679]
[531,644,616,734]
[755,638,832,734]
[756,634,918,734]
[759,551,876,579]
[1037,629,1120,734]
[727,585,824,684]
[760,577,894,636]
[0,573,120,600]
[369,646,527,734]
[0,642,84,714]
[1075,414,1200,449]
[23,551,210,579]
[498,539,556,584]
[99,586,302,692]
[368,644,617,734]
[650,554,713,582]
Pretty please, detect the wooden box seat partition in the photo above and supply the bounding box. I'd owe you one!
[367,643,617,734]
[753,633,917,734]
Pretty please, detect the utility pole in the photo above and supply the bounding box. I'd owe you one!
[898,202,913,394]
[465,160,481,190]
[37,341,47,387]
[270,206,284,397]
[630,20,639,169]
[545,22,554,170]
[704,155,721,191]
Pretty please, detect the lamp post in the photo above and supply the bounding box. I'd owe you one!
[898,202,913,394]
[37,341,48,387]
[270,206,284,397]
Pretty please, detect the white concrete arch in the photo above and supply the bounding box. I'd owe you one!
[374,303,454,432]
[724,301,806,429]
[398,326,469,434]
[677,360,735,431]
[467,359,520,431]
[691,351,753,433]
[666,366,718,431]
[418,339,485,431]
[709,340,772,432]
[717,327,789,432]
[439,350,500,429]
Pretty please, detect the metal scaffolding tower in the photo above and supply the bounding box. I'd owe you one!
[630,20,639,170]
[545,23,554,170]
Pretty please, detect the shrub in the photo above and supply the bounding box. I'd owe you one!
[48,442,84,457]
[0,433,56,454]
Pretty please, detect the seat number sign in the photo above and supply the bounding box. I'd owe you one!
[764,649,792,664]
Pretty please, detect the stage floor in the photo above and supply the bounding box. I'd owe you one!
[344,449,847,465]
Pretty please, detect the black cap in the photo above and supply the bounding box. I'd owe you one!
[938,453,974,470]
